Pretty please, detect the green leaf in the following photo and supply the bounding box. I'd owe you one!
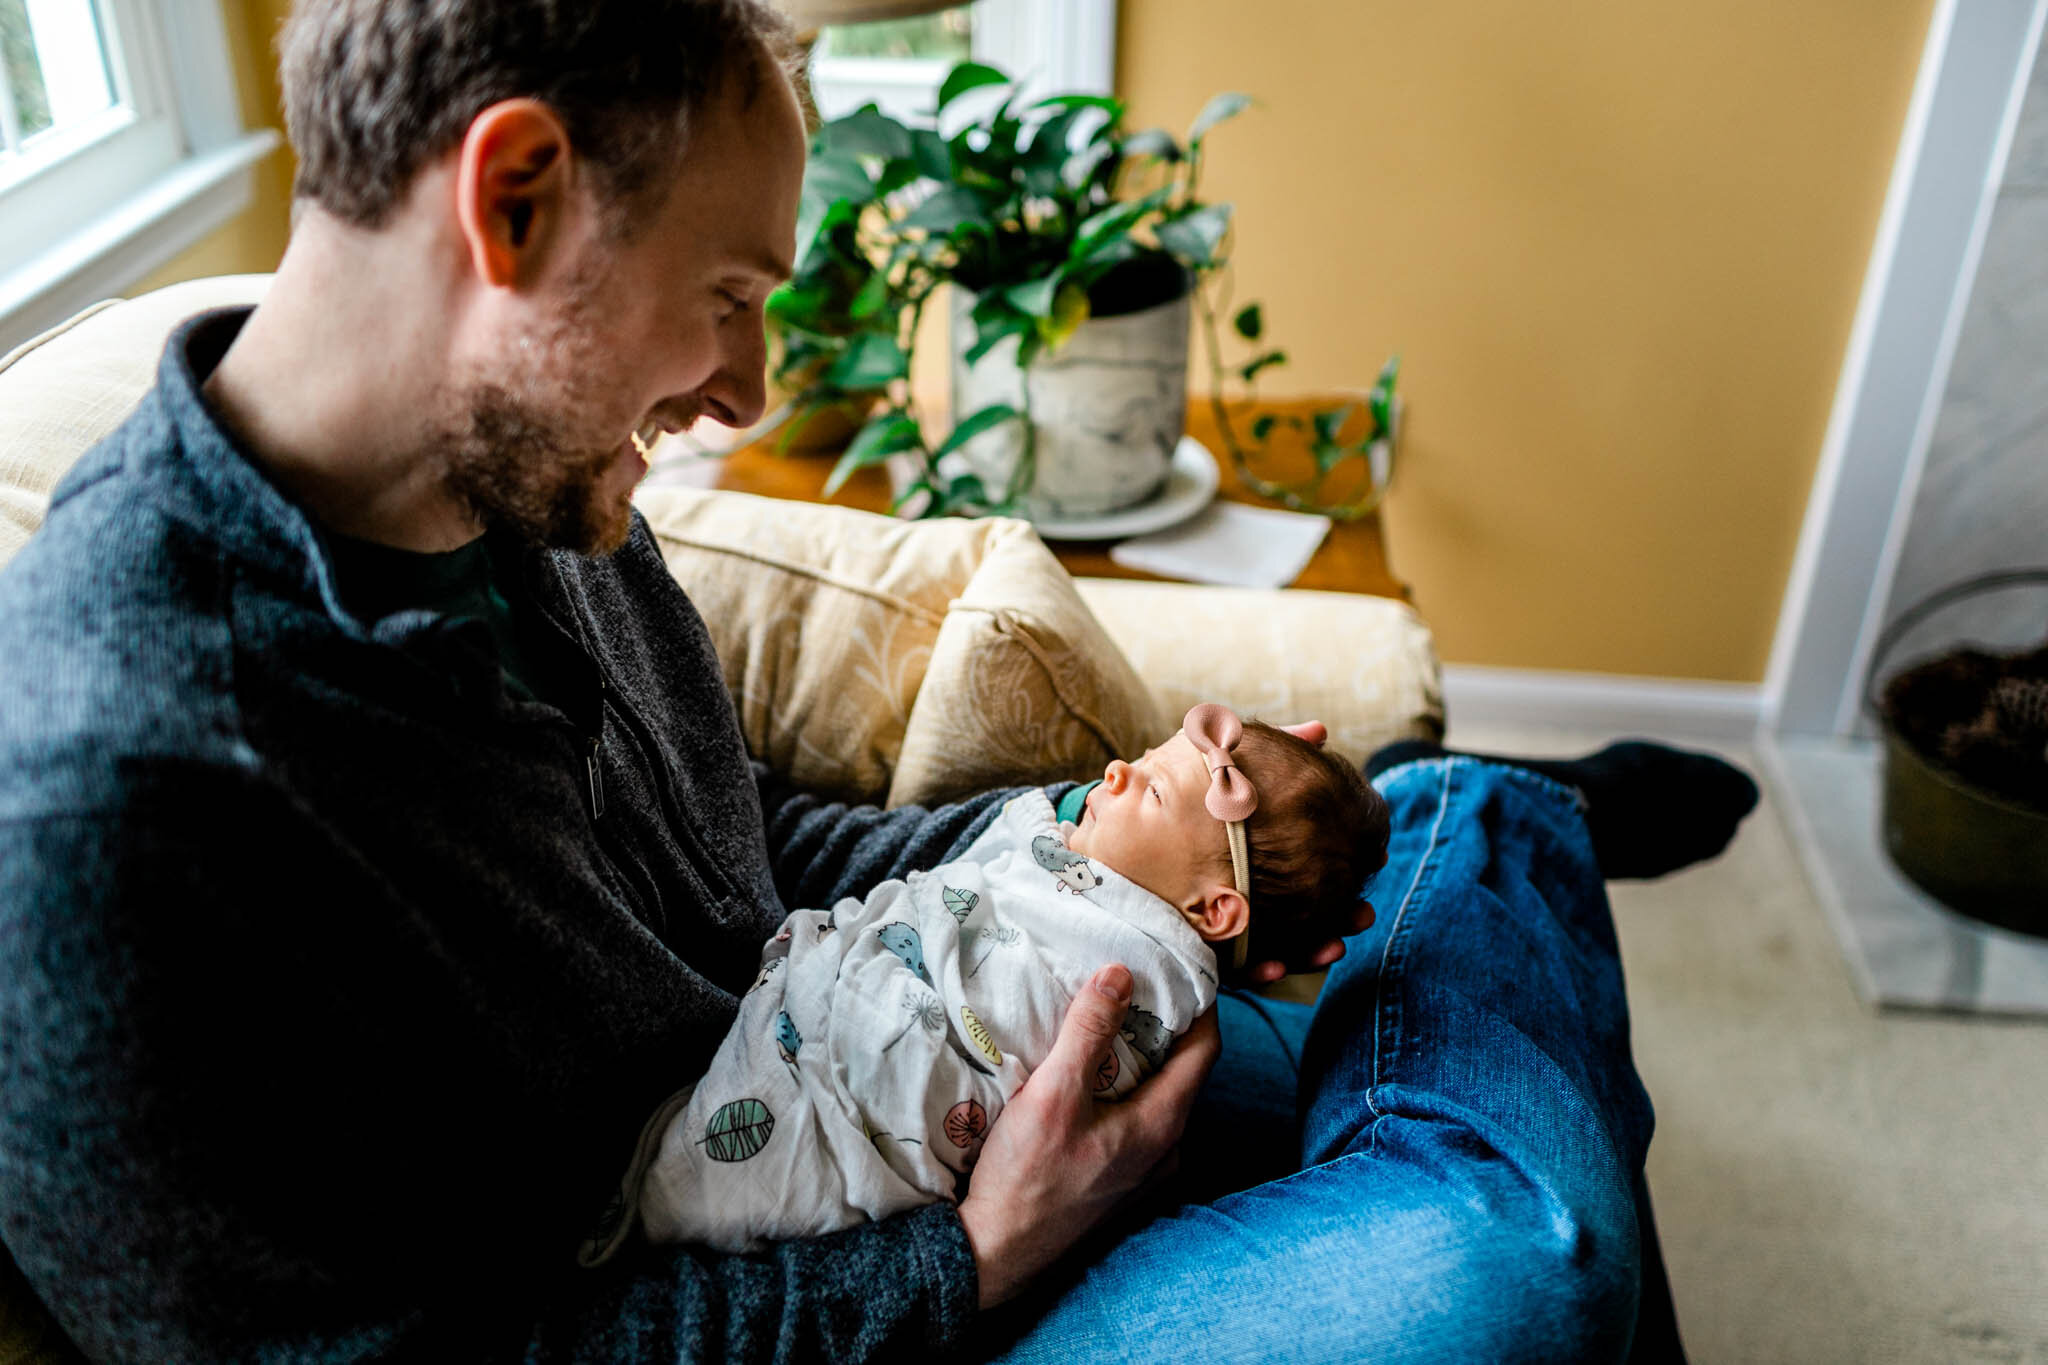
[1038,283,1091,351]
[934,403,1021,459]
[1311,404,1356,447]
[873,155,922,196]
[964,314,1029,367]
[1064,239,1140,295]
[1369,353,1401,434]
[1311,439,1354,475]
[946,472,991,505]
[890,477,935,515]
[804,151,874,206]
[823,333,909,390]
[1154,203,1233,269]
[1061,140,1117,191]
[1026,107,1089,166]
[793,196,857,266]
[825,412,922,496]
[847,269,892,321]
[1121,128,1183,162]
[1233,303,1263,341]
[1250,414,1278,442]
[1032,93,1125,118]
[1238,349,1287,385]
[1070,188,1171,263]
[825,105,911,161]
[1188,92,1253,148]
[1002,273,1063,318]
[938,61,1011,114]
[899,186,992,236]
[910,128,952,181]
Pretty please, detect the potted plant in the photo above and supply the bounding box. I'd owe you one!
[775,60,1400,522]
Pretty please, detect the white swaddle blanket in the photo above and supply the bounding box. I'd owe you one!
[587,789,1218,1257]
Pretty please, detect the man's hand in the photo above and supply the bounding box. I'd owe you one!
[1242,899,1377,985]
[957,964,1219,1309]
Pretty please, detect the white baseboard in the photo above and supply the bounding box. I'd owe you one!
[1443,665,1765,741]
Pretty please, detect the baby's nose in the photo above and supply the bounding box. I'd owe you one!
[1103,759,1132,791]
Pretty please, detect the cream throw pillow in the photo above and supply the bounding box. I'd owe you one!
[635,485,1166,808]
[0,276,271,570]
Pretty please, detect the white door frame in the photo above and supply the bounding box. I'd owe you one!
[1763,0,2048,738]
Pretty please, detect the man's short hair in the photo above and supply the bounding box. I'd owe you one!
[279,0,796,230]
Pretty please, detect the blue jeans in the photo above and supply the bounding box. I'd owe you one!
[973,758,1658,1363]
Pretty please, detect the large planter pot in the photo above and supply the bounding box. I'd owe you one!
[949,286,1191,520]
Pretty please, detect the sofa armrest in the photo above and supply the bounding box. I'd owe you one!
[1072,578,1444,767]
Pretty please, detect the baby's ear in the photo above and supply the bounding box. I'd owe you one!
[1184,886,1249,943]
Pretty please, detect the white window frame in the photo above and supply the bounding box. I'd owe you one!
[0,0,279,354]
[808,0,1116,125]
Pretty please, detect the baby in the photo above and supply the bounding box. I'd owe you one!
[582,704,1389,1260]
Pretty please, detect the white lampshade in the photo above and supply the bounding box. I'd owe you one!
[774,0,964,30]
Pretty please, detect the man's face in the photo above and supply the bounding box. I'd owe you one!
[1066,732,1233,913]
[445,62,806,553]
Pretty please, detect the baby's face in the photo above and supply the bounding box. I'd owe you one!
[1065,731,1232,921]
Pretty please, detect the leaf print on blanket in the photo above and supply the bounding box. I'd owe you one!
[942,885,979,923]
[876,921,935,989]
[702,1098,774,1162]
[943,1099,988,1148]
[1093,1047,1120,1097]
[774,1011,802,1072]
[960,1004,1003,1067]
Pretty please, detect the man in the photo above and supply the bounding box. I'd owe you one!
[0,0,1752,1359]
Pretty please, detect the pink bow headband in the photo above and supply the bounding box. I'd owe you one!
[1179,705,1326,972]
[1185,703,1258,823]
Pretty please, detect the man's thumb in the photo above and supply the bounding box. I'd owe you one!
[1046,964,1132,1081]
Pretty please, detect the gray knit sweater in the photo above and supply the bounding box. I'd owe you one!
[0,310,1038,1362]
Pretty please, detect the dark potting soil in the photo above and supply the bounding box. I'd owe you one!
[1881,641,2048,812]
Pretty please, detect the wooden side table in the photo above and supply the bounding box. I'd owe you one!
[681,398,1407,600]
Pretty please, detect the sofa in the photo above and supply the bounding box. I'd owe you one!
[0,275,1443,1360]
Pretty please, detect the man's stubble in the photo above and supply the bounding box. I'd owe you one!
[441,250,642,556]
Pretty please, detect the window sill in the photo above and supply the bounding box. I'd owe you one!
[0,129,281,355]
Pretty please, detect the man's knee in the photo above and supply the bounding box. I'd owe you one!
[1446,1197,1642,1364]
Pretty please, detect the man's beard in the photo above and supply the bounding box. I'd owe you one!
[442,383,634,555]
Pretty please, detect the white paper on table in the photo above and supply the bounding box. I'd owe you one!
[1107,501,1332,589]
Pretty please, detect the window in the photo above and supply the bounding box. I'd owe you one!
[808,0,1116,125]
[0,0,278,354]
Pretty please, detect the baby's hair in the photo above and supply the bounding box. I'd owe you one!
[1229,721,1390,969]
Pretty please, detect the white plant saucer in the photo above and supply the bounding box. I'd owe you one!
[1026,436,1220,541]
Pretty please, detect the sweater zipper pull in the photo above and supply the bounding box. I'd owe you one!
[586,736,605,821]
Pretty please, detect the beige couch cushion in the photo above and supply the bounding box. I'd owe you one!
[0,275,271,569]
[636,486,1167,807]
[1075,579,1444,763]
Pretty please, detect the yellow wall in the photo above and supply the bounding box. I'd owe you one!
[1119,0,1933,681]
[142,1,1934,682]
[132,0,295,292]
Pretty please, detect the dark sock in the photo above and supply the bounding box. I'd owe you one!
[1363,737,1760,880]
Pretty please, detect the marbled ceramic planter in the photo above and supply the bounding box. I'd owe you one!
[949,287,1191,519]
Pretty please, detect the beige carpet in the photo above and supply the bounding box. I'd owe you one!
[1448,723,2048,1365]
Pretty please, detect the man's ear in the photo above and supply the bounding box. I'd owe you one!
[1181,885,1249,944]
[455,99,573,288]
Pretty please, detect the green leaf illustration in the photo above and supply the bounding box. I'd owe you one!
[942,886,980,922]
[702,1098,774,1163]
